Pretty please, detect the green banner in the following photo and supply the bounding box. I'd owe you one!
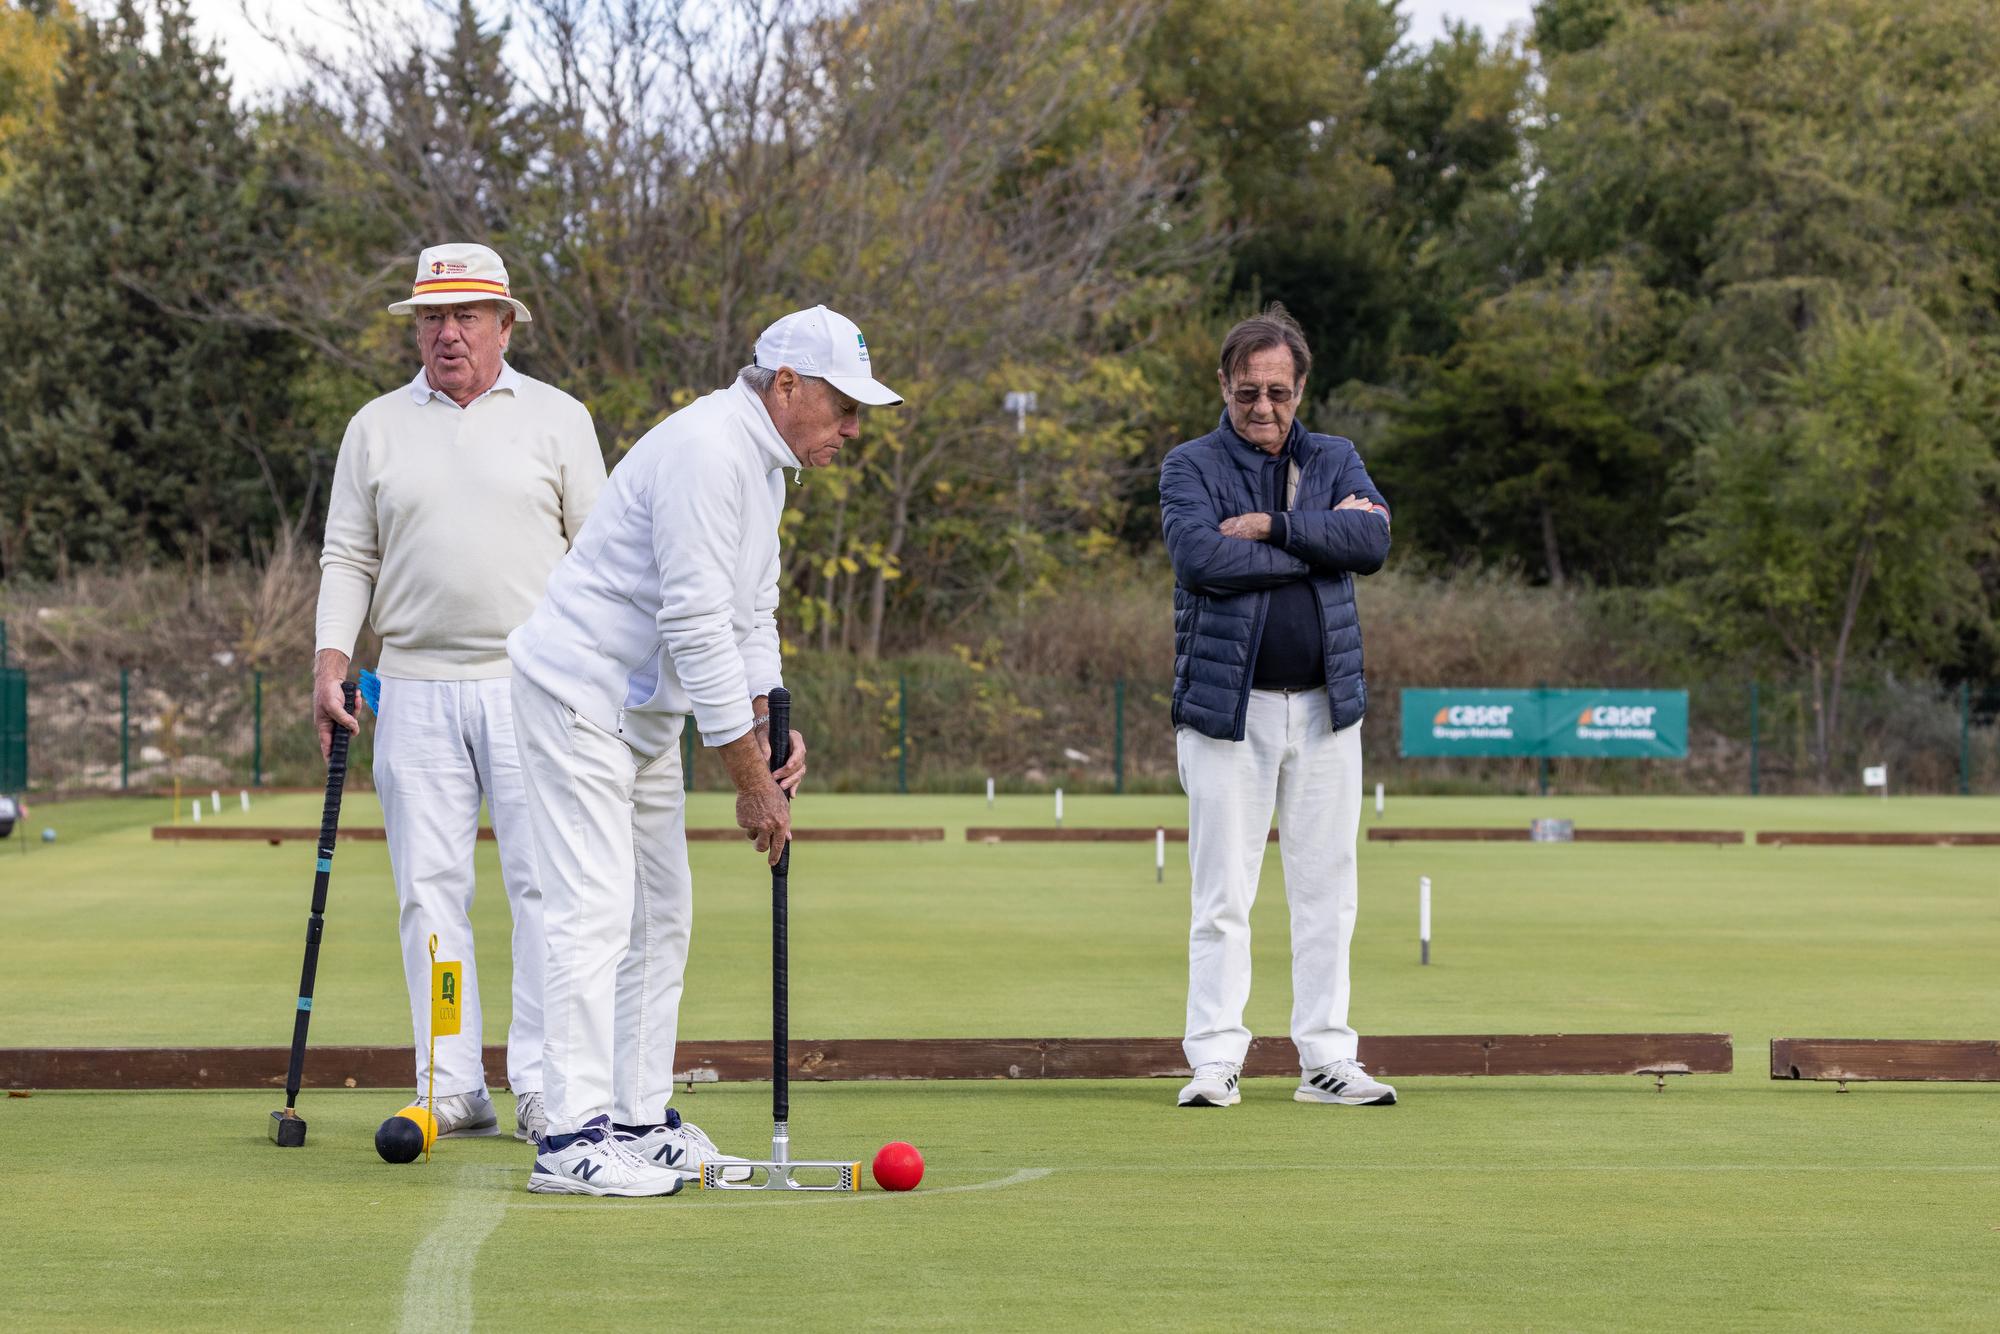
[1400,688,1688,759]
[1401,688,1536,757]
[0,667,25,790]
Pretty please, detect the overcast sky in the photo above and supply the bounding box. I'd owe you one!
[1401,0,1539,44]
[180,0,1542,101]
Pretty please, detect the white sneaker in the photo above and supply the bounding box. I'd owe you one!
[1296,1058,1397,1106]
[514,1091,547,1144]
[403,1089,501,1138]
[618,1109,753,1183]
[1177,1061,1242,1107]
[528,1116,687,1197]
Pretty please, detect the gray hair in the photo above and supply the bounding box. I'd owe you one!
[738,363,829,395]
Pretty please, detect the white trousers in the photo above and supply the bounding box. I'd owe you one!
[372,676,544,1095]
[511,670,694,1135]
[1178,689,1364,1070]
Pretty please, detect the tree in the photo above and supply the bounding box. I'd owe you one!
[0,0,315,579]
[0,1,70,193]
[1665,315,1998,786]
[1373,264,1678,585]
[771,0,1218,653]
[1531,0,2000,346]
[1141,1,1534,391]
[268,0,1216,655]
[1529,0,1626,56]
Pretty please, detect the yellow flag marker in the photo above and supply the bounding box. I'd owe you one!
[426,935,463,1162]
[431,948,463,1039]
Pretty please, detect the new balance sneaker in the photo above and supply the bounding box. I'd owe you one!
[402,1089,501,1138]
[1296,1059,1397,1106]
[1177,1061,1243,1107]
[513,1091,548,1144]
[616,1107,753,1183]
[528,1116,686,1197]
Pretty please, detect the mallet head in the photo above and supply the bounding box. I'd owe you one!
[699,1158,859,1191]
[269,1109,308,1147]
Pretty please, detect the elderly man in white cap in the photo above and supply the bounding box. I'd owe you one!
[314,242,606,1144]
[507,305,901,1197]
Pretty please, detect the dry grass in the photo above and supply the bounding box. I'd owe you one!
[996,559,1623,688]
[0,533,339,676]
[21,553,1976,795]
[5,544,1609,689]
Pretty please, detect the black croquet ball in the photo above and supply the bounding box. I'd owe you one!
[375,1114,425,1164]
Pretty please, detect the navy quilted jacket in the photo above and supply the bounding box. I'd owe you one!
[1160,415,1390,741]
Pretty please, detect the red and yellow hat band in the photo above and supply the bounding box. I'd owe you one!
[408,277,511,299]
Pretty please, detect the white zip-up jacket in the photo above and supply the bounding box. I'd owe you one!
[507,379,791,751]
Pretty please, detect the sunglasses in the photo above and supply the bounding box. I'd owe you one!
[1229,384,1296,406]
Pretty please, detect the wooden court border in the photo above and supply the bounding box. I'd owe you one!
[970,827,1746,845]
[1365,827,1743,844]
[1770,1038,2000,1082]
[1755,831,2000,847]
[151,826,946,844]
[3,1034,1731,1090]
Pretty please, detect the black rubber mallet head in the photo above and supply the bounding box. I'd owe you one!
[270,1109,308,1147]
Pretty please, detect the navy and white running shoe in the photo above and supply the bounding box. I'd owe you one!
[617,1108,752,1183]
[528,1115,686,1197]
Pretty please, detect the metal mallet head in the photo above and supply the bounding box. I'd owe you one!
[699,1160,860,1191]
[269,1109,307,1147]
[699,1126,858,1192]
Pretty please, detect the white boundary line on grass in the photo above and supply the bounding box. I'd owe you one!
[1062,1163,2000,1174]
[845,1165,1054,1201]
[400,1166,508,1334]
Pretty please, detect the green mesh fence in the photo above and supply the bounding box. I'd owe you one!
[16,667,2000,796]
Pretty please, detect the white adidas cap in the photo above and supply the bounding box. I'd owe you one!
[754,305,903,406]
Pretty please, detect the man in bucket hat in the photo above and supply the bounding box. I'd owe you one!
[313,242,607,1145]
[505,305,901,1196]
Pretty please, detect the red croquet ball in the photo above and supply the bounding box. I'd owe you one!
[871,1141,924,1191]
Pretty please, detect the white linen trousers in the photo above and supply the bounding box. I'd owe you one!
[1178,688,1364,1070]
[510,669,694,1135]
[371,675,544,1095]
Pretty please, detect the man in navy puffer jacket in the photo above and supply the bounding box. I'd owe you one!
[1159,304,1398,1110]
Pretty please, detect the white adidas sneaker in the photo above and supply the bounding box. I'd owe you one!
[618,1110,752,1183]
[1177,1061,1243,1107]
[1296,1058,1398,1106]
[528,1116,687,1197]
[402,1089,501,1138]
[513,1091,548,1144]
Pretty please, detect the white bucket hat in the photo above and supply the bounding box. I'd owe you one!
[754,305,902,405]
[387,243,532,323]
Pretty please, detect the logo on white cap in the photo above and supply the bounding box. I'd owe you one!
[754,306,902,406]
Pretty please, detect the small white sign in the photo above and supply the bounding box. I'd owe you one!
[1862,765,1887,788]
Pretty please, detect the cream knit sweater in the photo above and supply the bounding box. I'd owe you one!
[315,365,606,680]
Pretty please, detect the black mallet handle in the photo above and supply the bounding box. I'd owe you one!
[768,688,792,1127]
[283,681,356,1113]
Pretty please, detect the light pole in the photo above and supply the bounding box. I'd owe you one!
[1002,391,1037,617]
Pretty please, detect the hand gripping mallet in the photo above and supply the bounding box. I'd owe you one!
[270,681,357,1147]
[701,688,861,1191]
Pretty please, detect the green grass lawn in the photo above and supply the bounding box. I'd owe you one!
[2,794,1997,1328]
[6,1082,1997,1330]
